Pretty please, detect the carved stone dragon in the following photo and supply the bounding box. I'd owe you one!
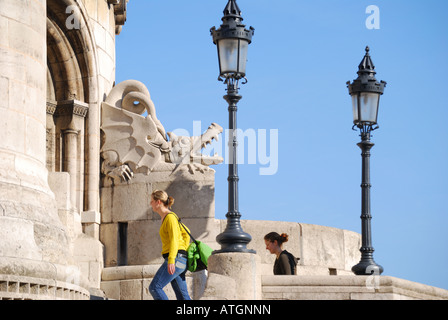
[100,80,223,183]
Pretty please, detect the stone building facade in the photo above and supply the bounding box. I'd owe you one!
[0,0,127,299]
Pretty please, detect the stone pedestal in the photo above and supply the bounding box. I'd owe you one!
[202,253,261,300]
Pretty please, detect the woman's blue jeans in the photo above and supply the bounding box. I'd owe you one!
[149,253,191,300]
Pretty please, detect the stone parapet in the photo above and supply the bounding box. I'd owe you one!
[262,275,448,300]
[0,274,89,300]
[100,265,205,300]
[0,257,90,300]
[239,220,361,276]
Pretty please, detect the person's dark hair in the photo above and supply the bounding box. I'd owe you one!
[264,232,289,246]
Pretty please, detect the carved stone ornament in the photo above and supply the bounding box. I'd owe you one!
[108,0,129,34]
[100,80,223,183]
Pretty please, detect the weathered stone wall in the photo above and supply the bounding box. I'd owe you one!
[241,220,361,276]
[0,0,91,300]
[100,168,218,267]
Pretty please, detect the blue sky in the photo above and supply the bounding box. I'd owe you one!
[115,1,448,291]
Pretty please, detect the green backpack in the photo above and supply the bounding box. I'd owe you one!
[186,240,213,272]
[176,217,213,272]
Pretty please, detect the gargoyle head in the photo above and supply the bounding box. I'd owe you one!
[167,123,224,166]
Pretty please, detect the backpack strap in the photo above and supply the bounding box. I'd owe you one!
[283,250,299,275]
[169,213,198,245]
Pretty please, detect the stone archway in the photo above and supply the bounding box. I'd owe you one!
[46,0,100,215]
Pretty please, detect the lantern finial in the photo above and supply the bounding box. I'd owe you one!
[348,46,386,94]
[223,0,242,19]
[358,46,376,78]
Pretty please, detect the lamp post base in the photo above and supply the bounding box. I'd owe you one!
[352,248,383,275]
[352,261,384,276]
[214,214,256,254]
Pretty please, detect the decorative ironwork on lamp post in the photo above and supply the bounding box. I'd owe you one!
[210,0,255,254]
[347,46,386,275]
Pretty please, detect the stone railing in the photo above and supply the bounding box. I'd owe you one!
[101,265,207,300]
[0,275,89,300]
[262,275,448,300]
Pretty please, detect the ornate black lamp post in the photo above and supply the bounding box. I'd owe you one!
[211,0,255,253]
[347,46,386,275]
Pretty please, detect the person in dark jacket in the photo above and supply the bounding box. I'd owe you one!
[264,232,299,275]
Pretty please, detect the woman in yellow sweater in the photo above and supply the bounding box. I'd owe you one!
[148,190,191,300]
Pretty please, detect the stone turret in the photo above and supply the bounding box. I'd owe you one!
[0,0,129,300]
[0,0,89,299]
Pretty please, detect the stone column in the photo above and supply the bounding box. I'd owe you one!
[84,102,100,213]
[54,99,88,211]
[63,128,79,208]
[0,0,88,299]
